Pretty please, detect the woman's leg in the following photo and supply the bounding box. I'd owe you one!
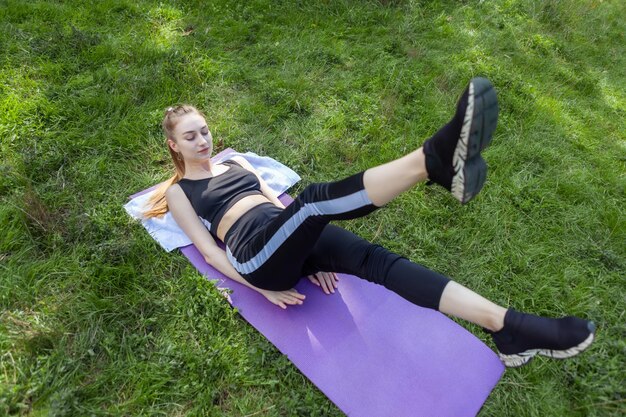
[362,147,428,207]
[302,224,449,309]
[304,225,596,368]
[302,224,503,328]
[363,77,498,206]
[439,282,507,331]
[229,78,497,290]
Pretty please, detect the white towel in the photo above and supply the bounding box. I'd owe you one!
[124,151,300,252]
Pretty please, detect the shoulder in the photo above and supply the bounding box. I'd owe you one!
[227,155,254,171]
[165,182,196,213]
[165,182,185,201]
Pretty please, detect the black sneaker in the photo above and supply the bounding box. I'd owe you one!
[487,309,596,368]
[423,77,499,204]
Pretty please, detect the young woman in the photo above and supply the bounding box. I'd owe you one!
[143,78,595,368]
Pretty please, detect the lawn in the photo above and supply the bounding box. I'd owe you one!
[1,0,624,415]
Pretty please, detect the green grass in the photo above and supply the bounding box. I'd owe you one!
[1,0,624,415]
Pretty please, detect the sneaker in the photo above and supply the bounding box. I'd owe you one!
[423,77,499,204]
[488,309,596,368]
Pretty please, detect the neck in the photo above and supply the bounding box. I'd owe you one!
[182,159,213,177]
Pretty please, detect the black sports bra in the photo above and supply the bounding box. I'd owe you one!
[177,159,264,237]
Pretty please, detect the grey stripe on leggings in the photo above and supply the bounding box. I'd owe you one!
[226,189,372,274]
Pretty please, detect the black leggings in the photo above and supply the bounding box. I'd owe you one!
[226,171,450,310]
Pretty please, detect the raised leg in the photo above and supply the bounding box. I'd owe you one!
[362,147,428,207]
[363,77,499,206]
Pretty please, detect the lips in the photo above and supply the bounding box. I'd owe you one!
[198,148,210,154]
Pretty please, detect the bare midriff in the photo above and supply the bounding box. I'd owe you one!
[216,194,274,242]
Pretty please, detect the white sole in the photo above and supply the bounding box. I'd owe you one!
[449,77,498,204]
[451,81,474,203]
[498,331,595,368]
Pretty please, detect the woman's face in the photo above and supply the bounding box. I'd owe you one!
[169,113,213,162]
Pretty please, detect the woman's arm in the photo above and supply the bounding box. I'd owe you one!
[165,183,305,308]
[230,156,286,208]
[165,184,264,293]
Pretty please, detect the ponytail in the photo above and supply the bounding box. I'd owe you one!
[142,105,206,218]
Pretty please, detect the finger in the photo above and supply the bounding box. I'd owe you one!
[287,289,305,299]
[308,275,320,286]
[284,290,303,301]
[328,273,337,291]
[322,272,335,293]
[284,295,303,305]
[290,294,304,304]
[319,275,330,294]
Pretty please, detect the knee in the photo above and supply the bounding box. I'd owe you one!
[362,244,404,284]
[300,182,327,202]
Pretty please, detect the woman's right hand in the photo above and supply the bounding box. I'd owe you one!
[259,288,306,309]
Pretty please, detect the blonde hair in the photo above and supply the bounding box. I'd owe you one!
[142,105,206,219]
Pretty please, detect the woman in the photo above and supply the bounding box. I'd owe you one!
[143,78,595,368]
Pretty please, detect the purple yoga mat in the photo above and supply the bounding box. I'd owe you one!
[129,149,504,417]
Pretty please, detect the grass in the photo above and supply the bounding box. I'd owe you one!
[1,0,624,415]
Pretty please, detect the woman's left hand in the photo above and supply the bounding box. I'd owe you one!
[307,271,339,294]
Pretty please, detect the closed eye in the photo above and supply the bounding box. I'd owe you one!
[184,132,208,140]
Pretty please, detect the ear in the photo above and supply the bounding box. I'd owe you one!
[167,138,178,153]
